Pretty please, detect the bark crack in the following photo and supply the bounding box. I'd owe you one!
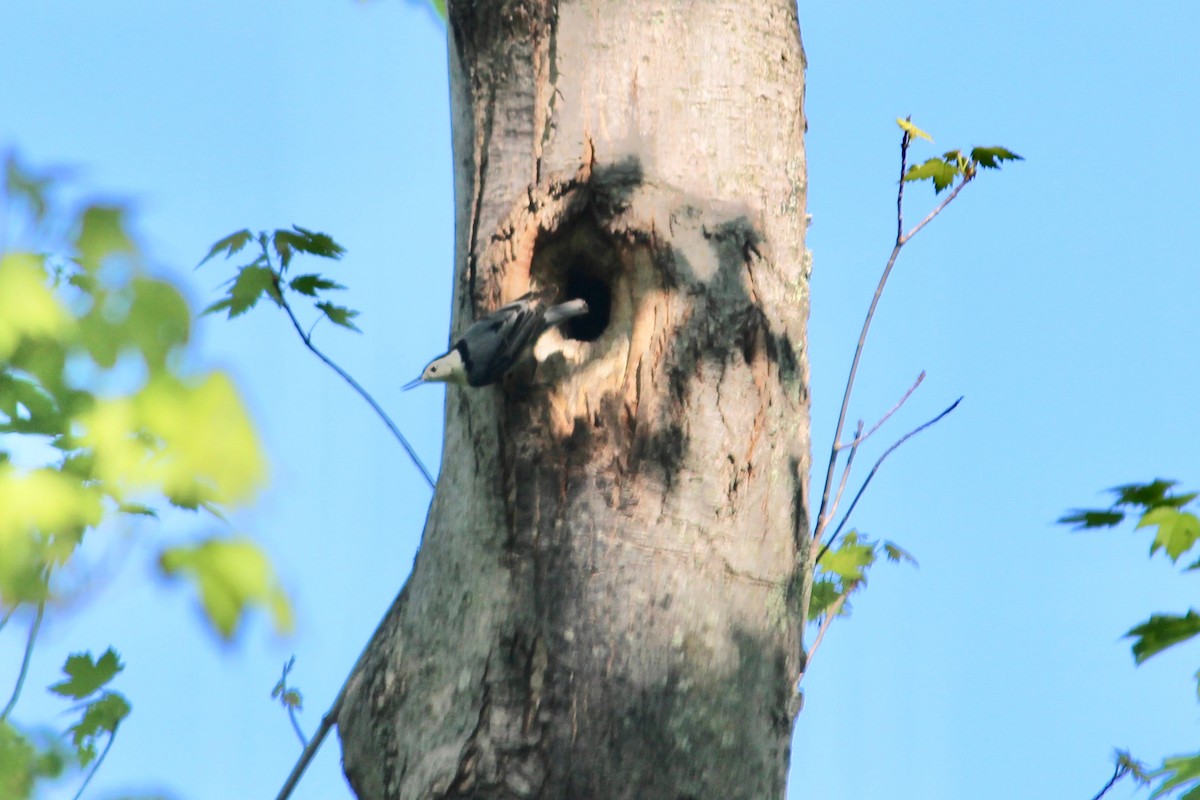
[467,81,496,317]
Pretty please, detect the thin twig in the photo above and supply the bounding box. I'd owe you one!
[275,657,309,747]
[897,123,910,243]
[274,654,363,800]
[796,592,848,689]
[1,599,44,721]
[287,705,309,748]
[816,397,962,564]
[70,730,116,800]
[0,603,16,635]
[813,123,973,545]
[1089,762,1126,800]
[839,371,925,452]
[829,420,864,526]
[276,285,436,490]
[275,707,337,800]
[900,177,971,245]
[812,237,904,541]
[275,601,387,800]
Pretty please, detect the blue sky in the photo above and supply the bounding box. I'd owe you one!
[1,2,1197,799]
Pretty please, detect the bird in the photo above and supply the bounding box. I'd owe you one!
[404,292,589,388]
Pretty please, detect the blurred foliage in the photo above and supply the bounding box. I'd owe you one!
[1061,480,1200,798]
[809,531,916,622]
[0,152,287,798]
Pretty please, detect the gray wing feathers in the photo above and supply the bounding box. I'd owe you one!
[458,294,590,386]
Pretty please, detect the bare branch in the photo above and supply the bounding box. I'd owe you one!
[817,397,962,564]
[276,603,384,799]
[275,706,338,800]
[812,237,903,541]
[900,176,971,245]
[828,420,864,533]
[897,120,911,244]
[1089,761,1129,800]
[814,124,933,547]
[796,591,849,690]
[838,370,925,452]
[70,729,116,800]
[820,371,921,534]
[0,599,44,721]
[273,275,437,490]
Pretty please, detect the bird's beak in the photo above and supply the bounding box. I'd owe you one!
[402,376,424,391]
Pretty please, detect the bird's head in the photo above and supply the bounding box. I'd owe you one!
[404,347,467,389]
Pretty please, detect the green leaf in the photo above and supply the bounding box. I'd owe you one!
[80,373,265,508]
[223,264,279,318]
[1057,509,1126,529]
[903,157,960,193]
[1127,611,1200,664]
[970,146,1023,169]
[198,229,253,267]
[116,501,157,518]
[201,297,233,316]
[4,153,53,224]
[943,149,968,172]
[807,578,843,621]
[272,226,345,270]
[159,536,293,640]
[1152,753,1200,799]
[315,302,361,332]
[0,722,68,799]
[75,206,136,273]
[289,273,346,297]
[821,533,876,584]
[125,277,191,369]
[1139,508,1200,562]
[48,649,124,700]
[896,117,933,142]
[0,373,61,436]
[881,541,918,566]
[0,254,72,362]
[1112,480,1178,509]
[67,692,130,767]
[285,226,345,260]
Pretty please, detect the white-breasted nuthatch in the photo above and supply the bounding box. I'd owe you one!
[404,292,589,389]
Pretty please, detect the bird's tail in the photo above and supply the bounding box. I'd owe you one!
[544,298,589,326]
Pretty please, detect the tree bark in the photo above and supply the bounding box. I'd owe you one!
[338,2,810,798]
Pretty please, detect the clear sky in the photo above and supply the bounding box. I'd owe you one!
[1,2,1197,799]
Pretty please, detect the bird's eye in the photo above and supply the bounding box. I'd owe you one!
[430,366,438,373]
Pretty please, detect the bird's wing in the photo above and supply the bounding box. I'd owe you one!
[497,301,548,357]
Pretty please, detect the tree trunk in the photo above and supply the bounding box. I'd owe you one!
[338,2,810,798]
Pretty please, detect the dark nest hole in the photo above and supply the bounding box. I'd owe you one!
[533,220,617,343]
[562,272,610,342]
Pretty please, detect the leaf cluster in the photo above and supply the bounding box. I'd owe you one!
[0,153,291,798]
[49,650,130,767]
[896,119,1022,194]
[1060,480,1200,799]
[1060,480,1200,665]
[809,531,916,621]
[201,227,359,333]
